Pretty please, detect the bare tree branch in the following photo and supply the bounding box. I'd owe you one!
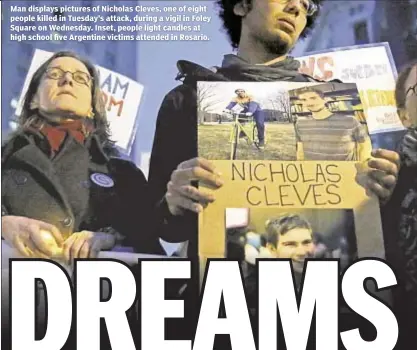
[197,83,225,124]
[271,92,292,123]
[260,91,292,123]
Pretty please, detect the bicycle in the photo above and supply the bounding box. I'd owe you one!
[224,110,265,160]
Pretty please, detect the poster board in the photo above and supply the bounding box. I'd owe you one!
[198,160,388,304]
[198,160,383,260]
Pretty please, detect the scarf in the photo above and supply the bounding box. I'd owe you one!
[24,109,95,155]
[40,119,94,154]
[216,54,312,82]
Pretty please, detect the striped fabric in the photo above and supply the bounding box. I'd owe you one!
[295,113,367,161]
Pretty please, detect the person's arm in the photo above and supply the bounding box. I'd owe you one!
[107,158,167,254]
[148,86,197,206]
[148,86,200,243]
[224,101,237,111]
[148,86,224,246]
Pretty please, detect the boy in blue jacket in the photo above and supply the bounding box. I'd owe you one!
[224,89,265,147]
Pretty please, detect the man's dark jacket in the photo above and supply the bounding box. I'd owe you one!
[2,128,166,254]
[381,139,417,348]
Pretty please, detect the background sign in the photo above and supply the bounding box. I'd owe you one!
[296,42,404,134]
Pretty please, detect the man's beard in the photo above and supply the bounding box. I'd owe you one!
[259,34,290,56]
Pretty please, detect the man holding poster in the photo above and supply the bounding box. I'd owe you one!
[150,0,400,252]
[149,1,402,344]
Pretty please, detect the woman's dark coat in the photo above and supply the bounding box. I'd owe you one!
[2,128,166,255]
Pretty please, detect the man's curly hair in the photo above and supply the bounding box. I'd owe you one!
[215,0,323,49]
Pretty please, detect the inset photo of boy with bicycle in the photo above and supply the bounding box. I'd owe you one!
[197,81,371,161]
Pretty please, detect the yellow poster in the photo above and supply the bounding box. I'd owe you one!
[199,160,384,284]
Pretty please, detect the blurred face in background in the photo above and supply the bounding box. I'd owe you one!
[32,56,94,118]
[298,91,327,113]
[269,227,315,273]
[403,65,417,128]
[236,89,247,98]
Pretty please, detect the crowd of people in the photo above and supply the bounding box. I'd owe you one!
[1,0,416,348]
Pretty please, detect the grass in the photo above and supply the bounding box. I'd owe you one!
[198,122,297,160]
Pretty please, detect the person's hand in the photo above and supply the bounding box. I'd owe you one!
[1,215,63,258]
[366,149,400,205]
[62,231,116,263]
[166,157,224,216]
[245,112,253,117]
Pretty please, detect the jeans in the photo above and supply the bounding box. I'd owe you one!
[254,110,265,142]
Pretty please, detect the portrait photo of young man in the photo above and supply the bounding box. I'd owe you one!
[293,86,372,161]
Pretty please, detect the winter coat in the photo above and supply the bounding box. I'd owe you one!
[2,128,166,255]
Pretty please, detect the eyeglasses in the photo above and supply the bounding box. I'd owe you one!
[45,67,93,87]
[406,82,417,97]
[276,0,318,16]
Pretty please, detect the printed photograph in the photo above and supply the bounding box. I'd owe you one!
[290,83,371,161]
[225,208,357,309]
[198,81,372,161]
[197,81,296,161]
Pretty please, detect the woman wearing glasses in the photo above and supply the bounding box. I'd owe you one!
[1,51,166,262]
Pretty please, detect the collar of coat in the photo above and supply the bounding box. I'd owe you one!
[2,129,111,165]
[175,59,343,85]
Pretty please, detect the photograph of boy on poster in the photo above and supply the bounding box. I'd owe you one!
[222,88,265,149]
[290,83,372,161]
[198,82,296,160]
[198,81,372,162]
[225,208,357,311]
